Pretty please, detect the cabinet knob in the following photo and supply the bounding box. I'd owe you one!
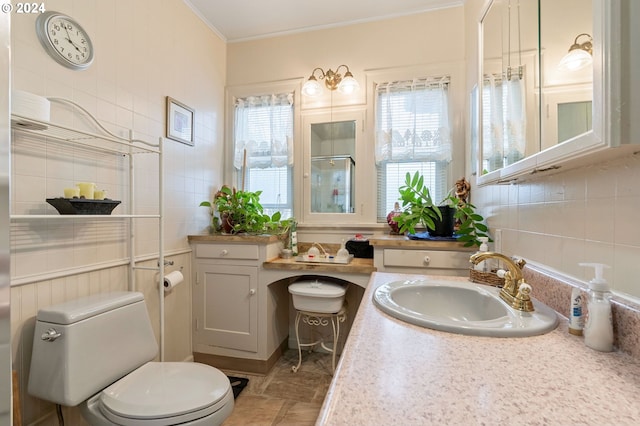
[249,289,256,295]
[220,249,228,256]
[423,256,431,264]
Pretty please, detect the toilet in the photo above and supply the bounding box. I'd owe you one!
[28,291,234,425]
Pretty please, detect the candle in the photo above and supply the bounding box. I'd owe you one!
[93,189,106,200]
[76,182,96,199]
[64,188,80,198]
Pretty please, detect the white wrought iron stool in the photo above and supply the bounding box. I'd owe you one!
[291,302,347,374]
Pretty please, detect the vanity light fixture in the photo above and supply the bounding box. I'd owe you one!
[302,65,360,97]
[558,33,593,72]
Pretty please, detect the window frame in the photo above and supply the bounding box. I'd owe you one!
[367,63,465,224]
[225,80,301,219]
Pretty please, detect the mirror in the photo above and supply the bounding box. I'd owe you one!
[310,121,356,213]
[540,0,593,150]
[479,0,596,180]
[480,0,540,174]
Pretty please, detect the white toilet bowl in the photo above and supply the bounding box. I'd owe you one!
[80,362,234,426]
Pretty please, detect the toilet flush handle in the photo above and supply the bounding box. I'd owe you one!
[41,328,62,342]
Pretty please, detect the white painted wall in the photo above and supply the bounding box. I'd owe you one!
[226,7,468,232]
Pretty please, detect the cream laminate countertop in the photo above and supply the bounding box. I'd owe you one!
[317,272,640,426]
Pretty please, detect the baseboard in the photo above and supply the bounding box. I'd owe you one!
[194,339,288,375]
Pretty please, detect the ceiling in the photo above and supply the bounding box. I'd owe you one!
[185,0,464,42]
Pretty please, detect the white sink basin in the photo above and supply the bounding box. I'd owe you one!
[373,279,558,337]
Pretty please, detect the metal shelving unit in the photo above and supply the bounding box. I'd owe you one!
[11,97,170,359]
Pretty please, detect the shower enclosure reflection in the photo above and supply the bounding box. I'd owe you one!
[310,120,356,214]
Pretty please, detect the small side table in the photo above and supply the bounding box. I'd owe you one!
[291,303,348,375]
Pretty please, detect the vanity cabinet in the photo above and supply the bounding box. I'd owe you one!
[189,236,287,373]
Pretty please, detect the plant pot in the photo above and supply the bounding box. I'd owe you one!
[220,213,235,234]
[429,205,455,237]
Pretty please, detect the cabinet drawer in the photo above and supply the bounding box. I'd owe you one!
[383,249,471,270]
[195,244,259,260]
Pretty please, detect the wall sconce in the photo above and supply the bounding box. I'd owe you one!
[302,65,360,97]
[558,33,593,71]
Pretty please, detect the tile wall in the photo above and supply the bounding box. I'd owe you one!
[474,152,640,300]
[9,0,225,423]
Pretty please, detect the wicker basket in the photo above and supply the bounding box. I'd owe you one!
[468,268,505,287]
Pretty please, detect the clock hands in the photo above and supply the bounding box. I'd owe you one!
[61,22,83,53]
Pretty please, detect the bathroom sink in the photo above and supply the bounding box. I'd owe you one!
[373,279,558,337]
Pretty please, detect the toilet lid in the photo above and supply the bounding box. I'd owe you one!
[99,362,231,423]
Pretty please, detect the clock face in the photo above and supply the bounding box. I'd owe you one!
[36,12,94,70]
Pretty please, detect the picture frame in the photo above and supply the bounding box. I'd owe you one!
[166,96,194,146]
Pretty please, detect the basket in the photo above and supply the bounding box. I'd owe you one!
[46,198,121,215]
[469,268,505,287]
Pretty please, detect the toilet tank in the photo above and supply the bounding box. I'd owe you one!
[28,291,158,406]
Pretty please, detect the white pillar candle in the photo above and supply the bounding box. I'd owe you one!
[64,188,80,198]
[76,182,96,199]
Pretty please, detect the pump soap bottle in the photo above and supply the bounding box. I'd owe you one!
[580,262,613,352]
[473,237,489,272]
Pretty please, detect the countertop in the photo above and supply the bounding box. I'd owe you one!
[317,272,640,425]
[368,234,475,250]
[263,257,375,275]
[188,233,283,243]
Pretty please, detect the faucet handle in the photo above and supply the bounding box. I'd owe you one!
[513,282,534,312]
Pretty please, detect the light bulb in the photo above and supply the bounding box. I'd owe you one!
[558,49,592,72]
[302,78,322,97]
[338,75,359,95]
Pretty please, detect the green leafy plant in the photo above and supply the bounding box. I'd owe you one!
[200,185,287,235]
[393,171,490,247]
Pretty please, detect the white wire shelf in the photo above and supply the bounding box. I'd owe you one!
[10,214,161,219]
[11,97,160,155]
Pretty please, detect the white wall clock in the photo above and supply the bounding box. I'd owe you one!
[36,11,94,70]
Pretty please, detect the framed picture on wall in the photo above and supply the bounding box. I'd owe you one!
[166,96,194,146]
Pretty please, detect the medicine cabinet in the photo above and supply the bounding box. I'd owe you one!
[302,108,366,224]
[477,0,637,185]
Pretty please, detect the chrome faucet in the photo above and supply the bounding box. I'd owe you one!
[469,252,534,312]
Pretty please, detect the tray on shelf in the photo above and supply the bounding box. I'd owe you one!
[46,198,121,215]
[294,255,354,265]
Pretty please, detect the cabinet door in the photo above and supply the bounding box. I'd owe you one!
[194,264,258,353]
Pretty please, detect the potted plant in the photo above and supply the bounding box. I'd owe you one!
[392,171,490,247]
[200,185,287,235]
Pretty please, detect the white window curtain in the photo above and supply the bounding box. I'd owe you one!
[375,77,452,165]
[504,75,526,164]
[233,92,294,170]
[482,69,526,170]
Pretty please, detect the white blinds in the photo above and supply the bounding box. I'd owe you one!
[375,77,452,165]
[233,92,294,169]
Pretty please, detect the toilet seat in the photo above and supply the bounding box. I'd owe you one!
[98,362,232,425]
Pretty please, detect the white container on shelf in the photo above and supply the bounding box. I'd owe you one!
[288,280,346,313]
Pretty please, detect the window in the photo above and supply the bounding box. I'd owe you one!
[375,77,452,222]
[233,92,294,218]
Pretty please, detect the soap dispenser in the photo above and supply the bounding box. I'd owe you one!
[336,239,350,260]
[473,237,489,272]
[580,262,613,352]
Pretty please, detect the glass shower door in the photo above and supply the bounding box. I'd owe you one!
[310,155,355,213]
